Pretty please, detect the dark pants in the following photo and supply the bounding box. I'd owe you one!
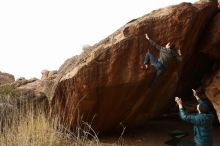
[144,51,165,86]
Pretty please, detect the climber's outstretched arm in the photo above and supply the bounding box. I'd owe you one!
[145,33,163,51]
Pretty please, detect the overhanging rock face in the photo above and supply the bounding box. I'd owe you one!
[205,69,220,122]
[200,12,220,60]
[198,10,220,122]
[50,2,218,133]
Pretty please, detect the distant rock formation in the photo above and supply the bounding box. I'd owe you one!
[11,70,57,105]
[0,69,59,119]
[12,77,38,87]
[48,1,218,133]
[0,69,56,111]
[0,71,15,85]
[41,70,57,80]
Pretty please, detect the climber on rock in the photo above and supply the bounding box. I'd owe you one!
[141,33,183,86]
[175,89,214,146]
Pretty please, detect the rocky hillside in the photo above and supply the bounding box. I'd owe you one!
[47,1,220,133]
[0,70,57,112]
[0,71,15,85]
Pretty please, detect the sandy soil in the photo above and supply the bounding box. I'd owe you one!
[100,119,220,146]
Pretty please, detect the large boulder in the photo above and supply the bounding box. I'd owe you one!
[11,77,50,109]
[0,71,15,85]
[200,12,220,61]
[204,67,220,122]
[197,10,220,121]
[50,2,218,133]
[12,69,57,100]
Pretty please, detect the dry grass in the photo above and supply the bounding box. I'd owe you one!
[0,105,104,146]
[0,84,126,146]
[0,103,78,146]
[0,85,102,146]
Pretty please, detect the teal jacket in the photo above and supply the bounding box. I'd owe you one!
[179,99,214,146]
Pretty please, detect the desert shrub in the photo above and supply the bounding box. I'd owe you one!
[0,84,16,99]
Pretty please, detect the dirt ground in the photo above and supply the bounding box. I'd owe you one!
[99,119,220,146]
